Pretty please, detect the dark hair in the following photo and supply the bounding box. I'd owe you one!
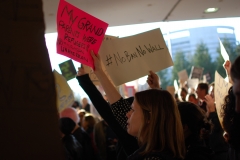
[222,87,240,149]
[197,83,209,94]
[178,102,212,139]
[59,118,76,135]
[230,55,240,81]
[189,93,197,99]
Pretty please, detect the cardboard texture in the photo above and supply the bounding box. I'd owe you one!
[0,1,64,159]
[99,29,173,86]
[53,70,74,112]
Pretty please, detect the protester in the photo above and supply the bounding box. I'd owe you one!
[178,102,214,160]
[81,98,91,113]
[60,107,97,160]
[222,87,240,160]
[59,117,83,160]
[94,120,118,160]
[86,51,185,159]
[196,83,209,112]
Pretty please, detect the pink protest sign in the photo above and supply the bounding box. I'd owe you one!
[56,0,108,68]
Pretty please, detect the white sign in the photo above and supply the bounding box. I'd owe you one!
[53,70,74,112]
[219,38,229,61]
[99,29,173,86]
[178,69,188,82]
[187,78,199,89]
[214,71,232,127]
[84,35,117,86]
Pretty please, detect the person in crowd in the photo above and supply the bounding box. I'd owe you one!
[82,51,185,159]
[196,83,209,112]
[222,55,240,160]
[230,56,240,113]
[186,93,198,105]
[77,67,139,160]
[179,88,188,102]
[59,117,83,160]
[82,98,91,113]
[60,107,97,160]
[94,120,118,160]
[72,101,81,110]
[78,109,86,126]
[222,87,240,160]
[178,102,214,160]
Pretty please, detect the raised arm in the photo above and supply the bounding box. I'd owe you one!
[223,60,233,84]
[76,67,138,157]
[90,51,121,105]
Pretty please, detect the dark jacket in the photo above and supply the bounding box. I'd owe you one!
[73,127,97,160]
[63,135,83,160]
[185,135,214,160]
[76,74,139,160]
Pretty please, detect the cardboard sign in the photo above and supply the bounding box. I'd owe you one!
[59,59,77,81]
[219,38,229,61]
[99,29,173,86]
[84,35,117,85]
[187,78,199,89]
[56,0,108,68]
[189,66,204,79]
[178,69,188,82]
[214,71,232,127]
[53,70,74,113]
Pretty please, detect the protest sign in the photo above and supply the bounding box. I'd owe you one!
[99,29,173,86]
[53,70,74,113]
[219,38,229,61]
[0,0,63,158]
[174,80,179,93]
[178,69,188,82]
[56,0,108,68]
[84,35,118,85]
[59,59,77,81]
[187,78,199,89]
[214,71,232,127]
[189,66,204,80]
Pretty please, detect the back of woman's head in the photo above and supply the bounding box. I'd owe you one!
[178,102,211,139]
[222,87,240,149]
[135,89,185,159]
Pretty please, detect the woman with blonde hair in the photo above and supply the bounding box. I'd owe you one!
[76,51,185,159]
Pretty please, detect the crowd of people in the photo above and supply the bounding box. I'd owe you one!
[58,51,240,160]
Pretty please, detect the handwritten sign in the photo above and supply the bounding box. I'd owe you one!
[219,38,229,61]
[56,0,108,68]
[178,69,188,82]
[99,29,173,86]
[59,59,77,81]
[189,66,204,80]
[214,71,232,127]
[53,70,74,113]
[84,35,118,85]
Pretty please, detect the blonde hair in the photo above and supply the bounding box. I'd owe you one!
[135,89,185,159]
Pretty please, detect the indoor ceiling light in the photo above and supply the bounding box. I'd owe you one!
[204,8,219,13]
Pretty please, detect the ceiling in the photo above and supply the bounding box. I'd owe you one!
[43,0,240,33]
